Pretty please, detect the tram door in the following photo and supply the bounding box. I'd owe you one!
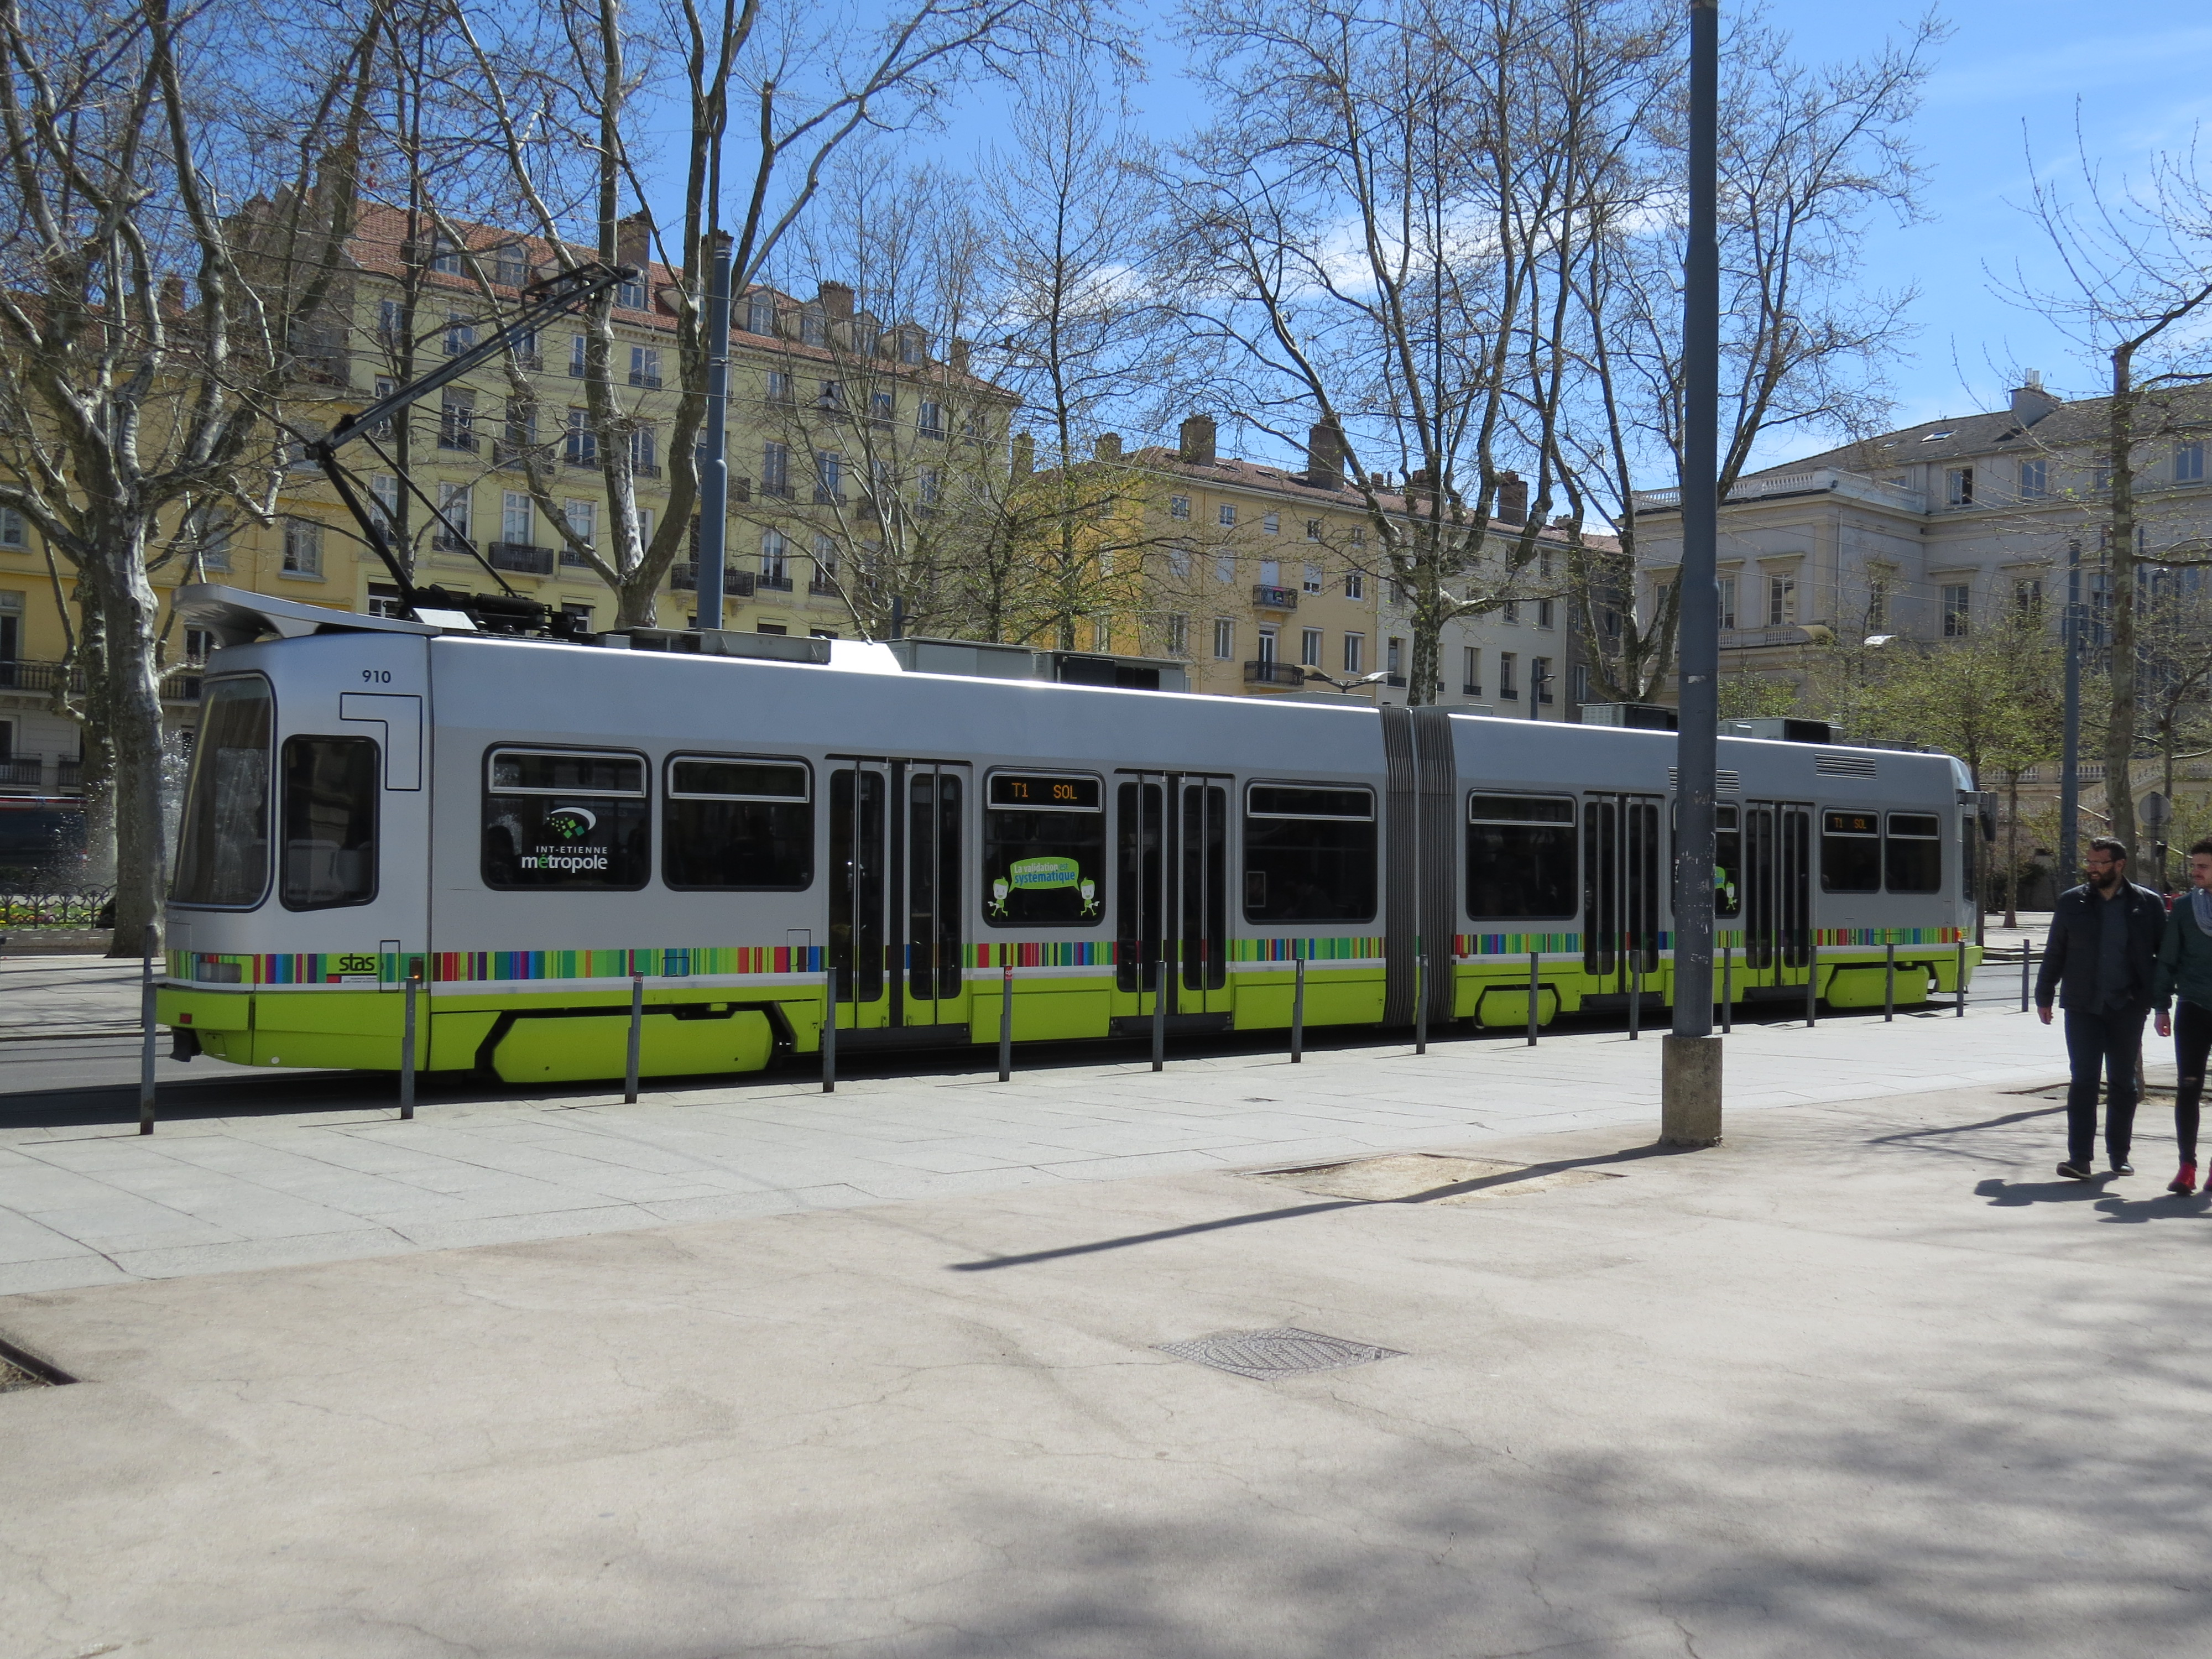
[1741,800,1813,983]
[1115,772,1232,1015]
[1583,792,1663,989]
[828,759,969,1031]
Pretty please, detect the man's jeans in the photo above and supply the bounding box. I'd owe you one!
[2063,1006,2148,1167]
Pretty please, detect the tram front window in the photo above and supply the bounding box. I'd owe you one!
[983,771,1104,927]
[1243,784,1376,923]
[173,676,273,907]
[1466,793,1575,920]
[664,757,811,889]
[482,748,649,889]
[280,736,378,909]
[1820,809,1882,893]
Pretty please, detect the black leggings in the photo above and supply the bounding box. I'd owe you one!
[2177,1001,2212,1163]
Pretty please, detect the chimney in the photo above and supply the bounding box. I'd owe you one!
[160,276,187,315]
[1095,432,1122,461]
[817,280,854,321]
[1179,413,1217,466]
[2011,368,2060,426]
[1495,471,1527,525]
[1013,431,1035,474]
[615,211,652,275]
[950,337,970,374]
[1306,421,1343,488]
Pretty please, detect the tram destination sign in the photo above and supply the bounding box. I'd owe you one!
[989,774,1100,810]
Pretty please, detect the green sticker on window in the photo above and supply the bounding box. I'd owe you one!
[1009,855,1081,889]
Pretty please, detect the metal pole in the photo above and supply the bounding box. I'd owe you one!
[1630,948,1641,1041]
[695,234,733,630]
[1414,946,1428,1055]
[998,959,1013,1082]
[400,969,419,1120]
[138,921,159,1135]
[1957,939,1968,1016]
[1807,940,1818,1027]
[2021,940,2032,1013]
[1527,950,1540,1046]
[1721,943,1733,1034]
[822,966,837,1093]
[624,974,643,1104]
[1885,942,1896,1022]
[1291,948,1306,1063]
[2060,537,2081,889]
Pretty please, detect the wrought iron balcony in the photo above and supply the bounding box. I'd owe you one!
[0,756,41,786]
[487,541,554,576]
[1251,584,1298,609]
[670,565,757,596]
[1243,660,1308,688]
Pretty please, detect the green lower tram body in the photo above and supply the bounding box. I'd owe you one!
[157,932,1979,1085]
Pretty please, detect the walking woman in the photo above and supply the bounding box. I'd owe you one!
[2151,838,2212,1196]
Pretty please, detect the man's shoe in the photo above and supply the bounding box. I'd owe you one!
[2111,1160,2135,1176]
[2171,1163,2199,1195]
[2057,1160,2094,1180]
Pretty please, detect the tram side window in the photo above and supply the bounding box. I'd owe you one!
[1820,809,1882,893]
[663,757,811,890]
[1244,784,1377,923]
[1465,793,1575,920]
[983,772,1105,927]
[1667,802,1743,917]
[280,737,378,909]
[173,676,273,907]
[482,748,649,889]
[1885,811,1943,893]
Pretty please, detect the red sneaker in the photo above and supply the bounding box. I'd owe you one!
[2169,1163,2198,1196]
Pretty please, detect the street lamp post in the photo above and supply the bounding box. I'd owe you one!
[1663,0,1724,1147]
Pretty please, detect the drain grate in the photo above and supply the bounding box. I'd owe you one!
[0,1335,71,1393]
[1156,1327,1404,1380]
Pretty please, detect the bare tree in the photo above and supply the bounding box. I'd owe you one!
[0,0,382,948]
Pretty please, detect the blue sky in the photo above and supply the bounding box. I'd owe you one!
[894,2,2212,468]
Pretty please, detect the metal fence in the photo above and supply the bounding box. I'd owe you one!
[0,889,114,927]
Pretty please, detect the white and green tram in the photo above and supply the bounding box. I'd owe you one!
[157,586,1984,1082]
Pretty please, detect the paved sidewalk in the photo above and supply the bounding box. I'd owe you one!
[3,1077,2207,1659]
[0,997,2078,1295]
[0,953,143,1039]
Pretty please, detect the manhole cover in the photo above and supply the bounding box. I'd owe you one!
[1156,1327,1404,1380]
[1248,1151,1623,1204]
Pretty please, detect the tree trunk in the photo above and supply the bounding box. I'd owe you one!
[81,526,166,958]
[72,600,117,889]
[2104,345,2140,859]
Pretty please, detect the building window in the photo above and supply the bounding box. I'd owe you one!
[1092,615,1113,651]
[444,311,473,357]
[811,532,838,592]
[1717,575,1736,630]
[501,491,533,545]
[1498,651,1516,699]
[766,371,794,405]
[1942,582,1971,637]
[2015,577,2044,614]
[760,528,790,583]
[1501,601,1518,625]
[1167,543,1192,578]
[562,499,596,564]
[1344,570,1364,601]
[1533,656,1554,703]
[281,517,324,577]
[1219,503,1236,527]
[801,309,826,347]
[1766,573,1795,627]
[870,390,894,428]
[817,379,842,410]
[1259,559,1281,587]
[569,333,588,377]
[494,244,528,288]
[2180,442,2206,484]
[1300,627,1323,666]
[1865,572,1887,631]
[1170,494,1190,520]
[919,467,942,509]
[1571,664,1589,702]
[1213,618,1234,660]
[1215,553,1235,584]
[429,236,462,275]
[761,441,791,498]
[565,409,597,466]
[1303,564,1323,594]
[439,389,474,450]
[1536,598,1554,629]
[630,426,658,474]
[1256,627,1278,664]
[504,398,536,451]
[746,294,775,336]
[900,329,924,365]
[1462,646,1480,696]
[187,505,232,570]
[629,346,661,388]
[1263,512,1280,535]
[813,451,841,504]
[2020,457,2048,499]
[367,585,404,618]
[1167,613,1189,656]
[1945,466,1974,508]
[917,400,944,439]
[0,508,25,549]
[1344,633,1364,675]
[1387,637,1404,675]
[434,483,471,550]
[1306,519,1322,541]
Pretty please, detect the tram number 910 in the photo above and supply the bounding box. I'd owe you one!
[988,774,1100,810]
[361,669,392,684]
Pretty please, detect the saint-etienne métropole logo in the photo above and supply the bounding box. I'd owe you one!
[519,805,611,873]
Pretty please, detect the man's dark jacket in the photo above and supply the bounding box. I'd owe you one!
[2035,880,2167,1011]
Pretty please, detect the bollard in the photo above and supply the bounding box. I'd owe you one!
[138,924,159,1136]
[1806,940,1818,1027]
[1956,940,1967,1017]
[998,959,1014,1082]
[1527,950,1540,1047]
[2021,940,2033,1013]
[1629,950,1641,1042]
[822,967,837,1093]
[1415,948,1428,1056]
[1291,949,1306,1063]
[1721,944,1733,1035]
[1151,945,1166,1073]
[1885,942,1896,1023]
[400,969,419,1120]
[624,974,643,1104]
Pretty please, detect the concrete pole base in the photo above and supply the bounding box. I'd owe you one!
[1661,1034,1724,1147]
